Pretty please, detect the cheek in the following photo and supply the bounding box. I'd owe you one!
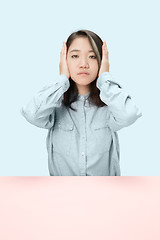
[91,60,98,69]
[67,60,74,70]
[92,63,99,75]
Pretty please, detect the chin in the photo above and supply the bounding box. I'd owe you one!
[72,76,94,85]
[77,81,93,86]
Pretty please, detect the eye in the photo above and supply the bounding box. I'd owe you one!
[71,55,78,58]
[71,55,96,59]
[90,55,96,59]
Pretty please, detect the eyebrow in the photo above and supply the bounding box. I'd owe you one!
[69,49,95,53]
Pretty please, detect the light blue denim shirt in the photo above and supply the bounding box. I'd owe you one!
[20,72,142,176]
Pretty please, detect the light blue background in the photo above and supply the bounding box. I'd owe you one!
[0,0,159,175]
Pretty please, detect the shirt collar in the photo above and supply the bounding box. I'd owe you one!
[77,91,90,100]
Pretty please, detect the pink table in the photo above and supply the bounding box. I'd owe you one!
[0,176,159,240]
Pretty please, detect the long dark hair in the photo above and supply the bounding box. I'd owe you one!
[62,29,107,111]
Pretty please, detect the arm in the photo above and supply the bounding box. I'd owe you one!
[20,74,70,129]
[96,72,142,132]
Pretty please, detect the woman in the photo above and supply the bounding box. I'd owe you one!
[21,29,142,176]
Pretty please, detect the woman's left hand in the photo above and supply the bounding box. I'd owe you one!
[98,41,110,77]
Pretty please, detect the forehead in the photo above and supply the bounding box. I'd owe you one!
[68,37,94,53]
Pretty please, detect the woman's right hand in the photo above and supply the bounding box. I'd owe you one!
[59,41,71,79]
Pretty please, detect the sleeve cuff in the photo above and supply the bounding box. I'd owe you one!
[96,72,122,89]
[54,74,70,92]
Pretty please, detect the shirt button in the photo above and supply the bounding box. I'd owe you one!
[81,152,85,156]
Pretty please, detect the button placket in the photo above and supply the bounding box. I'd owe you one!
[79,101,87,176]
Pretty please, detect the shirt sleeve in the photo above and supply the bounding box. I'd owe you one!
[20,74,70,129]
[96,72,142,132]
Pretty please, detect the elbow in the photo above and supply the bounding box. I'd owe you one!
[20,106,36,124]
[124,107,142,126]
[20,106,26,117]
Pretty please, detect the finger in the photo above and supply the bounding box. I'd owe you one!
[103,41,107,49]
[61,42,66,56]
[101,44,109,62]
[60,42,64,55]
[105,43,109,53]
[102,41,106,56]
[103,41,109,55]
[64,42,66,52]
[64,42,67,54]
[64,42,68,59]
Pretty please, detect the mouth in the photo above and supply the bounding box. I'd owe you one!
[78,72,89,76]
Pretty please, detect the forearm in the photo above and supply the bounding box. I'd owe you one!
[96,72,142,131]
[20,74,70,129]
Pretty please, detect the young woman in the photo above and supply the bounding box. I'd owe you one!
[21,29,142,176]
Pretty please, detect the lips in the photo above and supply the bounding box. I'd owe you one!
[78,72,89,75]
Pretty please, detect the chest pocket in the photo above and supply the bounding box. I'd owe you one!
[92,121,112,153]
[52,117,74,156]
[57,122,74,131]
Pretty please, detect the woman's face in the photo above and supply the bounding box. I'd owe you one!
[66,37,99,87]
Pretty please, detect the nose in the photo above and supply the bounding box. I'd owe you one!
[79,57,89,68]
